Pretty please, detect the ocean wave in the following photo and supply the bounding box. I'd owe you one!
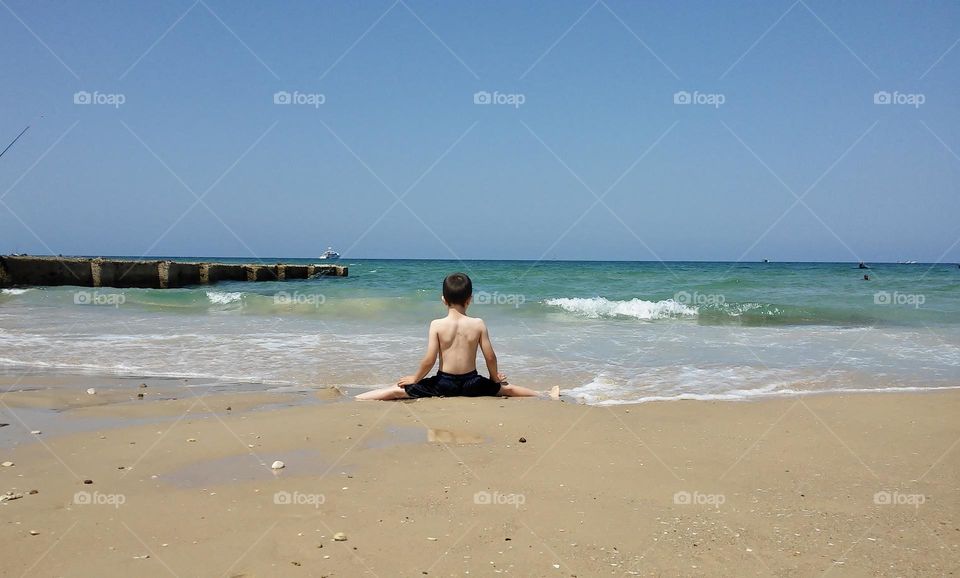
[543,297,696,320]
[1,288,31,295]
[567,378,960,406]
[206,291,243,305]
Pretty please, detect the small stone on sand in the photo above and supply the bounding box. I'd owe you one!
[83,479,93,485]
[30,430,41,435]
[333,532,347,541]
[187,438,197,443]
[519,437,527,443]
[1,461,13,467]
[86,388,96,395]
[29,530,40,536]
[271,460,285,470]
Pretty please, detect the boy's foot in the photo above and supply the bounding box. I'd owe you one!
[549,386,560,401]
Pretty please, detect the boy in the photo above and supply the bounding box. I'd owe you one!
[356,273,557,401]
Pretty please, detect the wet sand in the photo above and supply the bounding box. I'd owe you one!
[1,375,958,576]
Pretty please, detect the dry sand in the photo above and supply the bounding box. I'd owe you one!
[1,377,958,577]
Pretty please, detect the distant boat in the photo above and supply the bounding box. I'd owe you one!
[318,247,340,260]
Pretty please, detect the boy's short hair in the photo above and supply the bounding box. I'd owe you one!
[442,273,472,306]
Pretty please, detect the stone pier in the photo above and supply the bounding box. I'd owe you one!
[0,256,347,289]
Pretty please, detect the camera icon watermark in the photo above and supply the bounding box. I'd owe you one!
[74,490,126,508]
[273,291,326,308]
[274,490,325,508]
[273,90,326,108]
[873,91,924,108]
[73,91,126,108]
[473,291,525,308]
[873,291,924,308]
[874,490,925,508]
[673,90,725,108]
[673,490,725,507]
[74,290,125,308]
[473,91,525,108]
[674,291,725,306]
[474,490,525,509]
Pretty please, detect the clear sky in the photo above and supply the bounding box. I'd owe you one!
[1,0,958,262]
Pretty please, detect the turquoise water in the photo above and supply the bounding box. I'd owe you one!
[2,259,958,403]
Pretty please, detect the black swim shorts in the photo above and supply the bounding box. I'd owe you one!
[404,370,503,398]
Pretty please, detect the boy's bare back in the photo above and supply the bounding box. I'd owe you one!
[430,311,494,375]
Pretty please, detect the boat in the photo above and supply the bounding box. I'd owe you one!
[318,247,340,260]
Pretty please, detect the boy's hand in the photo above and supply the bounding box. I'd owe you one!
[495,372,508,385]
[397,375,418,388]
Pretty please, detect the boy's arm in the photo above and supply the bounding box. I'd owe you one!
[398,322,440,386]
[478,321,505,383]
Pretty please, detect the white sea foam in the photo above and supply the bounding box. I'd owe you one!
[544,297,696,320]
[566,377,960,406]
[1,288,31,295]
[206,291,243,305]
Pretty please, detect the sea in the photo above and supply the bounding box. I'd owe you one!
[2,259,958,405]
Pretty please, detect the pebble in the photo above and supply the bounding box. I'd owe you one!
[137,393,144,399]
[0,492,24,502]
[333,532,347,541]
[187,438,197,443]
[1,461,13,467]
[86,388,96,395]
[30,430,41,435]
[83,479,93,485]
[519,437,527,443]
[271,461,285,470]
[139,383,148,388]
[29,530,40,536]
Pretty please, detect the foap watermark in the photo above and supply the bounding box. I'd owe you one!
[874,490,925,508]
[274,90,326,108]
[274,490,325,508]
[273,291,326,308]
[74,290,125,308]
[473,91,525,108]
[673,90,725,108]
[873,91,924,108]
[74,490,126,508]
[73,91,126,108]
[674,291,725,306]
[874,291,924,308]
[474,490,525,509]
[673,490,725,507]
[473,291,525,308]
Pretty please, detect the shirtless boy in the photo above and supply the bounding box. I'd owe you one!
[356,273,557,400]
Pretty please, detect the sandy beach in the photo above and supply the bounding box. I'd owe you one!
[1,375,957,577]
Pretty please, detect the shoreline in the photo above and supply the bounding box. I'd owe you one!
[2,368,959,410]
[1,373,958,575]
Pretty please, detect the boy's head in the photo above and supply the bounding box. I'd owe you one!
[442,272,472,307]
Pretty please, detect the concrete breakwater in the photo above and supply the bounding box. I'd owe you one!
[0,256,347,288]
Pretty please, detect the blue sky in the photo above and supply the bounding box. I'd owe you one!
[1,0,958,262]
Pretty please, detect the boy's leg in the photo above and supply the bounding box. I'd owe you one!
[497,384,561,400]
[355,385,411,401]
